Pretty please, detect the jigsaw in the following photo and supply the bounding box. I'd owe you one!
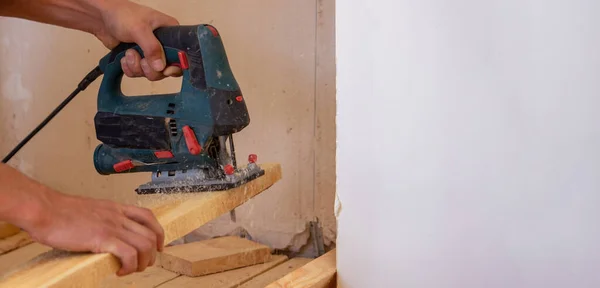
[2,24,264,195]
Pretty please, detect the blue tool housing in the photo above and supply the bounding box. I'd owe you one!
[93,25,250,178]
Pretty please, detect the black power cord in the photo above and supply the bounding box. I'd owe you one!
[2,66,103,164]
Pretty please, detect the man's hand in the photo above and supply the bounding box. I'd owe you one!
[93,0,183,81]
[26,192,165,276]
[0,0,183,81]
[0,163,165,276]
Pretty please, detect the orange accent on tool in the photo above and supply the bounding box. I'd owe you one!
[236,96,244,102]
[224,164,235,175]
[113,160,134,172]
[178,51,189,70]
[248,154,257,163]
[154,151,174,159]
[206,25,219,37]
[182,125,201,155]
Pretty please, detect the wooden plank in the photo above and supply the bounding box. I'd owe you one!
[158,236,272,277]
[99,266,178,288]
[157,255,288,288]
[0,232,33,255]
[0,223,20,240]
[0,163,282,288]
[0,243,51,274]
[239,257,313,288]
[265,249,336,288]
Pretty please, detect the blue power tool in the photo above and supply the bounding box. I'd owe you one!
[2,24,264,195]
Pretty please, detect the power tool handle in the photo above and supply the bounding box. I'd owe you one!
[100,25,216,92]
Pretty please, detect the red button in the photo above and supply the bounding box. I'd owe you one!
[113,160,134,173]
[178,51,189,70]
[182,126,202,155]
[205,25,219,37]
[248,154,257,163]
[224,164,235,175]
[236,96,243,102]
[154,151,174,159]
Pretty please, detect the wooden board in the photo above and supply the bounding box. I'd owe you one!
[158,236,272,277]
[265,249,336,288]
[0,223,20,240]
[100,266,178,288]
[0,243,51,274]
[0,232,32,255]
[0,163,281,288]
[157,255,288,288]
[239,258,313,288]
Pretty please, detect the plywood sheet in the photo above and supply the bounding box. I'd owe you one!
[159,236,271,277]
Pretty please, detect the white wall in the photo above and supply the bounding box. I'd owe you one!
[336,0,600,287]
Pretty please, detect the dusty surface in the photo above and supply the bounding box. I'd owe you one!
[0,0,336,252]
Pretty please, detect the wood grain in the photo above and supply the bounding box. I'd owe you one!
[265,249,336,288]
[157,255,288,288]
[159,236,272,277]
[0,243,51,274]
[0,163,281,288]
[239,258,313,288]
[99,266,178,288]
[0,232,33,255]
[0,223,20,240]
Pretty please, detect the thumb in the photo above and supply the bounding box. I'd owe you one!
[133,14,180,72]
[132,28,167,72]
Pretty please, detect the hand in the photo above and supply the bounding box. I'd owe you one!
[24,191,164,276]
[94,0,182,81]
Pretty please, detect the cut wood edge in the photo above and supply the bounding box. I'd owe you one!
[158,235,273,277]
[0,222,20,240]
[157,255,289,288]
[266,248,337,288]
[0,163,282,288]
[0,231,33,256]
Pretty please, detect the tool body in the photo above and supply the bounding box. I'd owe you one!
[93,24,263,194]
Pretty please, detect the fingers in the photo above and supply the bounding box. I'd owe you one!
[120,12,181,81]
[99,237,139,276]
[140,58,166,81]
[130,25,167,73]
[120,49,182,80]
[163,66,183,77]
[123,206,165,251]
[118,227,155,273]
[122,218,158,265]
[122,49,144,78]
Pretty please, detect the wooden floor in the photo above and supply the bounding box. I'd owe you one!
[0,230,336,288]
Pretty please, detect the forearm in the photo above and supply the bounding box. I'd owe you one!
[0,0,114,35]
[0,163,53,230]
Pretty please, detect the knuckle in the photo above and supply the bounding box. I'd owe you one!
[140,239,153,252]
[124,248,137,264]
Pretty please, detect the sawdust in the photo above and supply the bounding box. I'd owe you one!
[0,249,77,281]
